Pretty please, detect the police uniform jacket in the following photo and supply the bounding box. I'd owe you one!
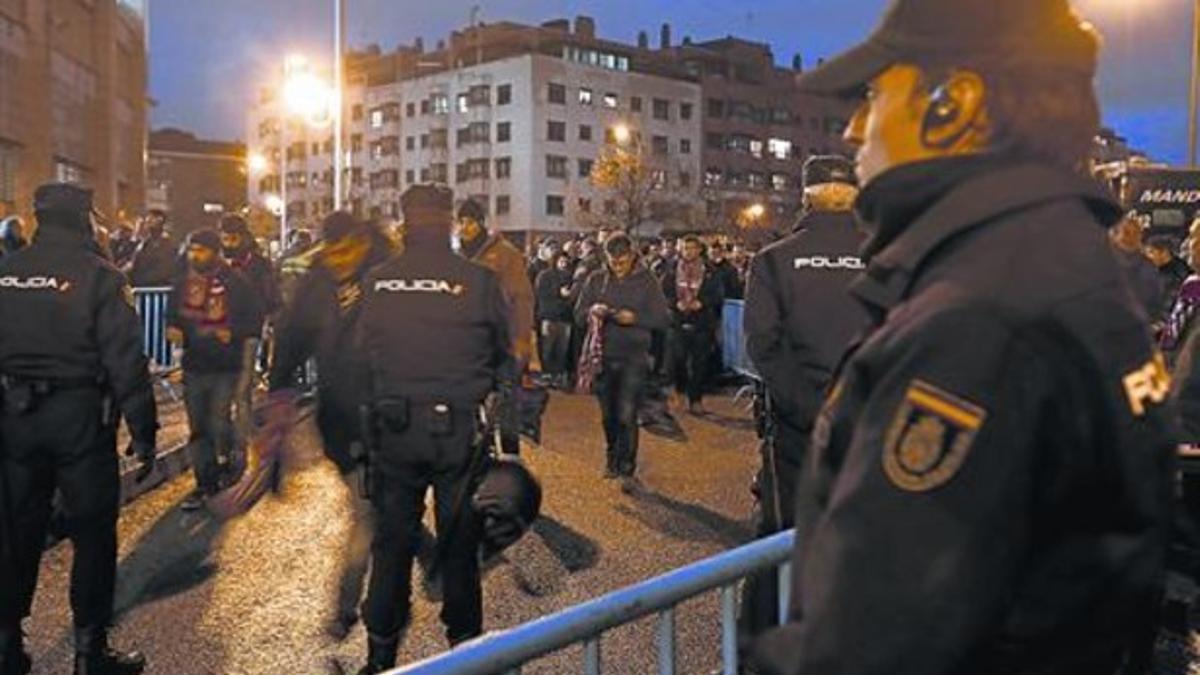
[744,211,869,431]
[754,158,1177,675]
[0,226,157,443]
[359,241,511,405]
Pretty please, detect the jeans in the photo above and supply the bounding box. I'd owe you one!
[539,320,572,377]
[596,357,647,477]
[183,372,239,494]
[672,323,714,405]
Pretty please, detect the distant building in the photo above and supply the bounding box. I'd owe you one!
[246,16,851,235]
[0,0,148,222]
[147,128,246,234]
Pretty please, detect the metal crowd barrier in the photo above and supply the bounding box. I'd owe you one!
[391,529,796,675]
[722,299,759,380]
[133,287,174,368]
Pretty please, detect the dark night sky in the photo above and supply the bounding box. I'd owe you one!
[147,0,1194,164]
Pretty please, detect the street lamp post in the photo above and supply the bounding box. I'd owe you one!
[333,0,345,210]
[1190,0,1199,165]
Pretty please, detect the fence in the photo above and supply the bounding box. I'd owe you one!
[133,287,174,369]
[391,529,796,675]
[722,299,758,379]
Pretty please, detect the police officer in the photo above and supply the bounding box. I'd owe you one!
[738,155,869,652]
[267,212,394,639]
[355,186,513,674]
[0,184,158,675]
[750,1,1176,673]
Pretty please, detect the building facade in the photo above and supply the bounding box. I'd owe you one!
[246,16,849,236]
[147,128,246,234]
[0,0,147,222]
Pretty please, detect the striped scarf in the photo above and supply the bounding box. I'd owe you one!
[575,304,609,394]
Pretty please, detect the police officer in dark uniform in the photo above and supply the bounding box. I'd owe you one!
[355,186,513,674]
[738,155,869,652]
[750,1,1177,673]
[0,184,158,675]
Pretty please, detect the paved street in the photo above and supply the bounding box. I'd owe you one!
[25,390,761,674]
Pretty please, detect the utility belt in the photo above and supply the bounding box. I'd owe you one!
[0,373,106,416]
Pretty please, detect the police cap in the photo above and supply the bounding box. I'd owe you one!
[804,155,857,189]
[796,0,1099,97]
[34,182,93,214]
[401,184,453,230]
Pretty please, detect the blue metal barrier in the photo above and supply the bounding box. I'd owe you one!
[133,287,174,369]
[722,299,759,379]
[391,529,796,675]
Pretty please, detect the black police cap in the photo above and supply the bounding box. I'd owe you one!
[34,182,93,214]
[804,155,857,189]
[797,0,1100,97]
[401,184,453,227]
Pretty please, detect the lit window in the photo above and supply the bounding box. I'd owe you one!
[603,93,618,109]
[767,138,793,161]
[579,88,594,105]
[370,110,384,129]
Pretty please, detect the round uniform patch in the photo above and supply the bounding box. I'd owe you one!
[882,380,986,493]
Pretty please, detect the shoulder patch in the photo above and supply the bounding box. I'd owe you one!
[123,284,136,309]
[882,380,987,492]
[1122,352,1171,417]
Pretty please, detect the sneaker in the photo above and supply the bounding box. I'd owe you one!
[324,610,359,642]
[603,468,619,480]
[180,492,205,512]
[620,476,643,495]
[688,401,706,416]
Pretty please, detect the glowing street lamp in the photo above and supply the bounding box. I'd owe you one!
[612,123,632,145]
[745,203,766,220]
[263,193,284,216]
[247,152,268,174]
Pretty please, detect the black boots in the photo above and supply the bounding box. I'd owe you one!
[357,632,400,675]
[73,627,145,675]
[0,625,30,675]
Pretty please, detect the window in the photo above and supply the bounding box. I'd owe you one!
[767,138,793,161]
[406,102,415,117]
[548,120,566,142]
[311,142,320,155]
[405,169,415,184]
[406,136,415,151]
[707,98,724,118]
[495,157,512,179]
[680,103,693,120]
[455,122,489,147]
[680,138,692,154]
[603,93,618,109]
[420,134,430,149]
[351,105,363,121]
[750,138,764,159]
[562,46,630,71]
[578,158,594,178]
[579,125,593,142]
[457,93,470,114]
[351,134,363,152]
[548,83,566,104]
[496,195,511,214]
[706,133,725,151]
[430,129,448,149]
[370,109,384,128]
[748,172,767,189]
[498,84,512,105]
[431,94,449,115]
[420,100,431,115]
[651,169,667,190]
[728,134,755,154]
[429,163,448,183]
[420,168,430,182]
[772,173,790,192]
[369,170,399,188]
[579,88,594,105]
[578,198,592,213]
[546,195,565,216]
[546,155,569,179]
[652,98,670,121]
[630,96,643,113]
[497,122,512,143]
[456,159,490,182]
[468,84,490,106]
[679,172,693,189]
[704,168,722,187]
[651,135,669,156]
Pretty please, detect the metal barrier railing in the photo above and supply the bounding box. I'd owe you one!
[722,299,759,379]
[391,529,796,675]
[133,287,174,369]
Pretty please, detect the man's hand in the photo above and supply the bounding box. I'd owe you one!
[559,287,572,298]
[614,309,636,326]
[125,440,157,484]
[215,328,232,345]
[166,327,184,345]
[689,300,703,312]
[676,300,690,312]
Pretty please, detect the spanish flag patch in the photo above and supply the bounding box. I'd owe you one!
[882,380,987,492]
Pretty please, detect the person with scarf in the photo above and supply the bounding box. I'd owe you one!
[166,229,260,511]
[661,235,725,414]
[749,1,1176,672]
[574,234,670,493]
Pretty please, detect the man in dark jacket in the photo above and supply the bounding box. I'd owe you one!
[661,235,725,414]
[126,210,177,288]
[355,186,514,674]
[739,155,869,652]
[708,243,744,300]
[268,212,393,638]
[575,234,671,493]
[0,183,158,675]
[167,229,261,511]
[1146,231,1191,324]
[535,252,577,387]
[751,1,1176,673]
[0,216,27,262]
[1109,213,1164,321]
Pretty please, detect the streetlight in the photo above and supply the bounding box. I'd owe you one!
[1191,0,1199,165]
[247,152,268,175]
[263,194,284,216]
[612,123,632,145]
[745,203,766,220]
[277,54,335,246]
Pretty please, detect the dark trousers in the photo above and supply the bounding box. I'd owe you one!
[738,418,808,653]
[0,388,119,633]
[539,320,572,377]
[363,401,483,644]
[597,358,647,477]
[672,323,713,404]
[315,400,372,618]
[183,371,238,494]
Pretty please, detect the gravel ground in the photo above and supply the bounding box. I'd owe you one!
[24,389,762,674]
